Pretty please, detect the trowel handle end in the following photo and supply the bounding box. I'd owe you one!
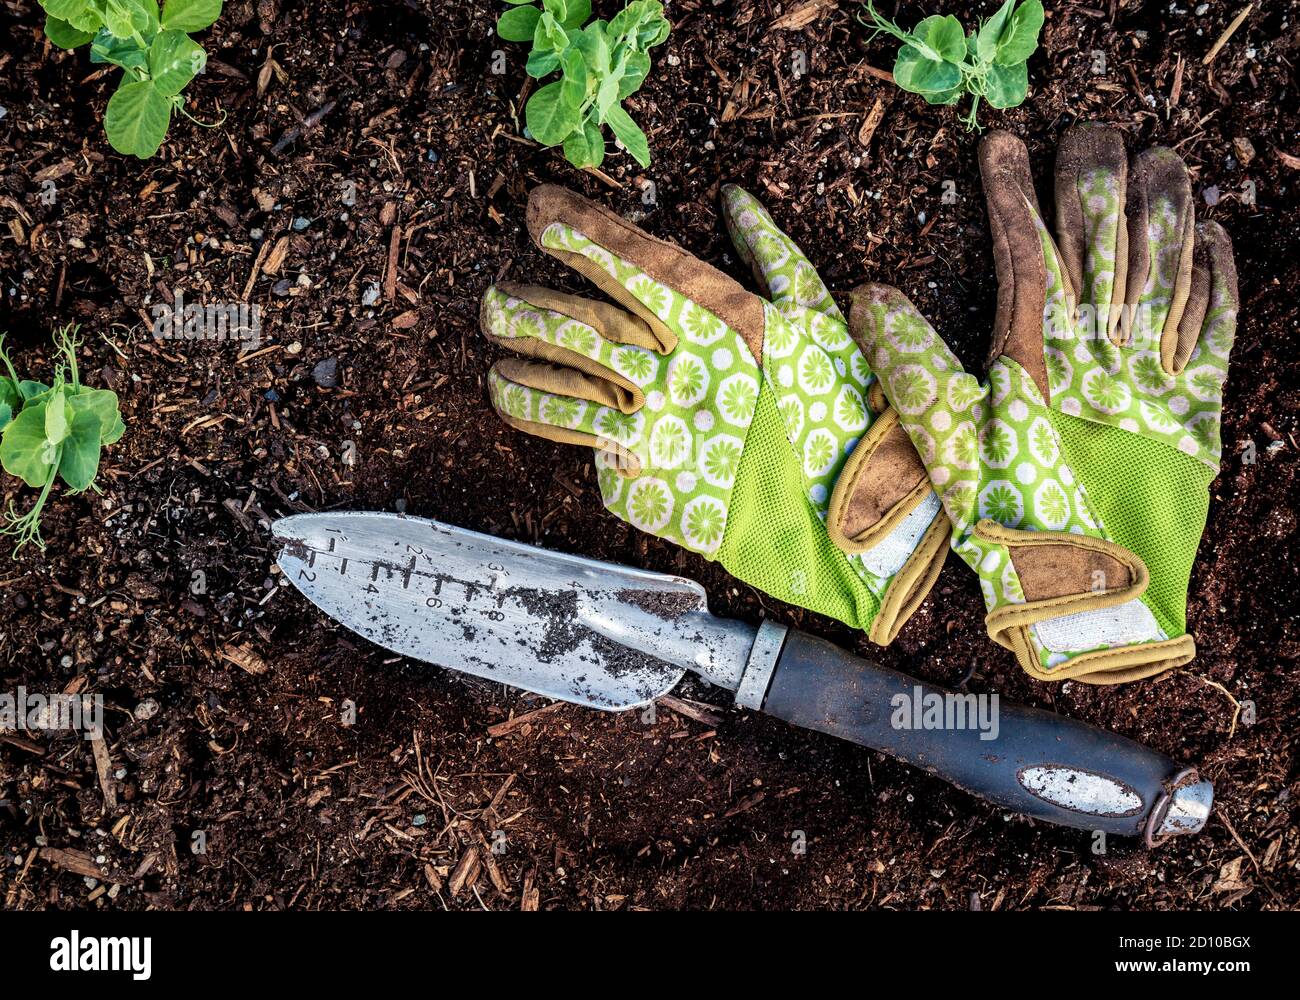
[751,627,1211,841]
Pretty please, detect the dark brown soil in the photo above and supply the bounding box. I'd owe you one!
[1,0,1297,910]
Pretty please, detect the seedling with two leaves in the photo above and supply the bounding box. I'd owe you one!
[0,328,125,554]
[40,0,224,158]
[863,0,1044,130]
[497,0,670,169]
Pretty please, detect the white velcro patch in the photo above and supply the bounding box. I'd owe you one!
[858,491,943,578]
[1032,598,1166,657]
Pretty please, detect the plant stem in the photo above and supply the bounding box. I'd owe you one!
[2,465,57,555]
[0,335,21,386]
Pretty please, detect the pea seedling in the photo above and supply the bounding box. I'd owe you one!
[862,0,1044,130]
[40,0,224,158]
[0,327,125,554]
[497,0,671,169]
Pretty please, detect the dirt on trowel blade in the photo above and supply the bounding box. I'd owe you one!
[494,585,676,681]
[615,588,702,621]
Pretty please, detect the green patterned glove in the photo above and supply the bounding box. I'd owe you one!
[479,184,950,642]
[850,125,1238,683]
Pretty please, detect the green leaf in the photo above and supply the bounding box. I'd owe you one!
[118,0,156,35]
[91,29,150,69]
[102,412,126,446]
[148,28,203,96]
[159,0,222,32]
[604,102,649,166]
[559,47,587,107]
[103,2,136,38]
[526,46,560,78]
[606,2,638,36]
[133,0,163,35]
[0,378,18,412]
[893,44,961,95]
[57,411,102,492]
[574,22,610,75]
[595,73,620,117]
[66,3,105,31]
[45,389,72,445]
[562,0,590,29]
[917,14,966,63]
[497,5,540,42]
[976,0,1016,63]
[923,87,963,106]
[613,0,666,47]
[44,15,95,48]
[502,0,537,4]
[525,80,581,146]
[996,0,1043,65]
[0,403,57,488]
[102,413,124,444]
[638,14,670,49]
[68,389,122,442]
[19,381,49,401]
[562,119,604,168]
[39,0,91,20]
[104,78,173,158]
[0,404,11,433]
[540,0,567,22]
[985,59,1028,108]
[618,50,650,98]
[535,9,567,51]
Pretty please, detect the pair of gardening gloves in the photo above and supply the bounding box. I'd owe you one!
[479,123,1238,685]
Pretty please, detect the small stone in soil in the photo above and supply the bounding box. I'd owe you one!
[134,699,160,721]
[312,358,339,387]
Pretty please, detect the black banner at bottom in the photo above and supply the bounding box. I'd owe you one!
[0,909,1285,987]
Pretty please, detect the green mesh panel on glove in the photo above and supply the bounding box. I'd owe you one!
[720,382,884,630]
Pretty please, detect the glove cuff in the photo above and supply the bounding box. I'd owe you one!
[976,521,1191,683]
[827,406,950,644]
[868,511,949,645]
[826,407,933,553]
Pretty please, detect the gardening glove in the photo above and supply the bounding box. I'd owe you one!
[479,184,950,642]
[850,124,1238,683]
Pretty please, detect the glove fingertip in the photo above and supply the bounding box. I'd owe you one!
[847,282,928,338]
[525,184,592,248]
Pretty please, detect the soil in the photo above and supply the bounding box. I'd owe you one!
[1,0,1297,911]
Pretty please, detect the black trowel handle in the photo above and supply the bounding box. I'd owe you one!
[751,628,1211,842]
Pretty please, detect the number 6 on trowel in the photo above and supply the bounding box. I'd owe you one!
[272,511,1211,845]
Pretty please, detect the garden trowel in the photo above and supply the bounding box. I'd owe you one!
[272,511,1212,845]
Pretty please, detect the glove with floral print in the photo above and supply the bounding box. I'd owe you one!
[479,184,949,642]
[850,124,1238,683]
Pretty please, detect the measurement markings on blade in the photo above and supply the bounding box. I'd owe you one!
[285,541,530,636]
